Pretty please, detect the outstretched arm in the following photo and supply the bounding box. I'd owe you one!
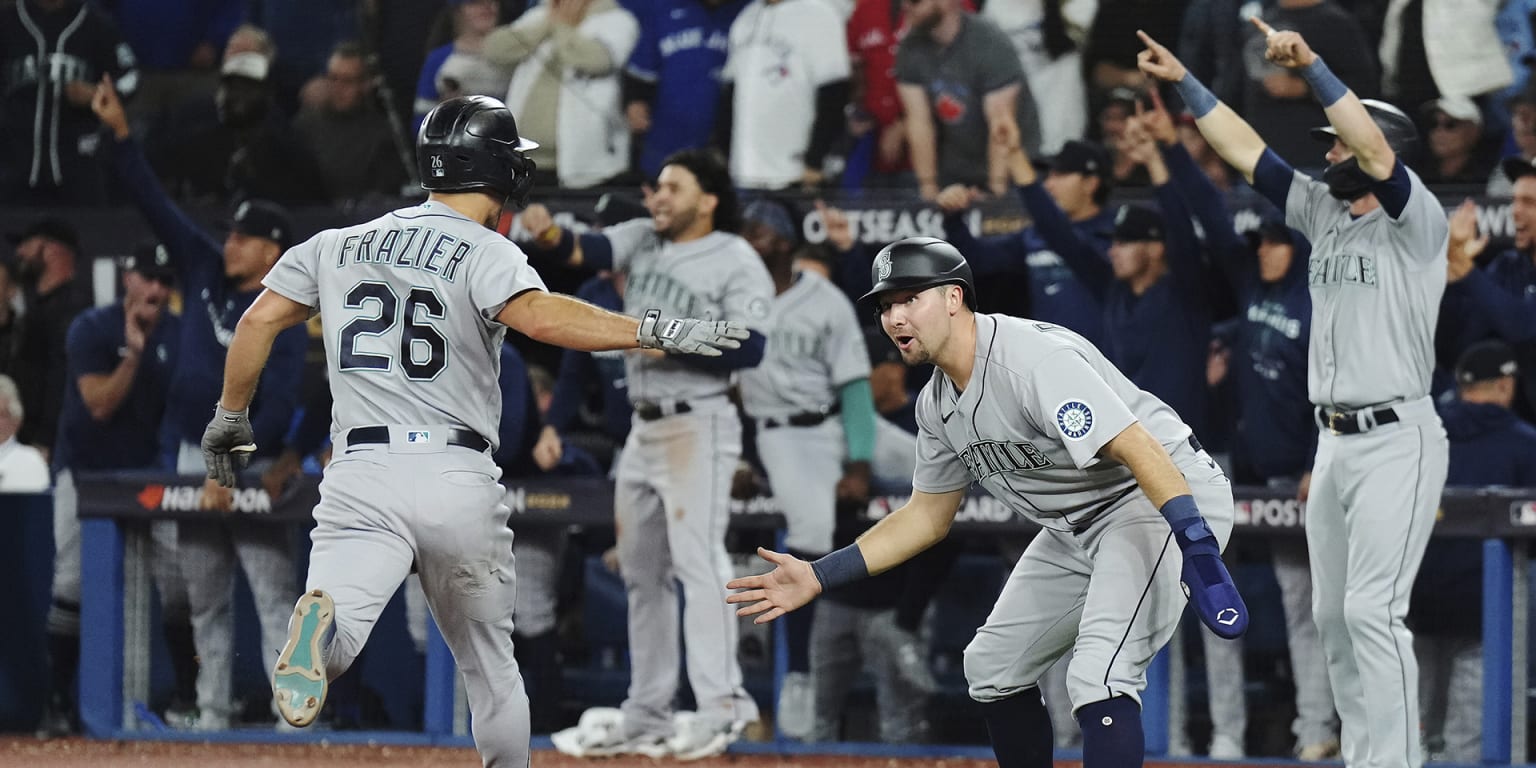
[496,290,746,355]
[1250,17,1393,180]
[1136,30,1268,185]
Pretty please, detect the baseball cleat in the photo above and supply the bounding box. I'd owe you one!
[273,589,334,727]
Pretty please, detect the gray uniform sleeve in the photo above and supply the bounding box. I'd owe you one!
[601,218,656,273]
[719,244,775,333]
[469,240,549,321]
[262,233,325,307]
[1027,349,1139,469]
[1385,169,1449,264]
[825,293,872,387]
[1284,170,1335,242]
[911,384,971,493]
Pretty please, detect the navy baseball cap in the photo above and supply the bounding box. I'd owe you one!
[1037,139,1112,186]
[7,217,79,251]
[1456,339,1519,384]
[1112,205,1165,243]
[123,241,176,284]
[227,199,294,249]
[1503,156,1536,183]
[742,199,797,243]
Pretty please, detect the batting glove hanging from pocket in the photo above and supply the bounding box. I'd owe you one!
[1172,517,1249,639]
[636,308,749,357]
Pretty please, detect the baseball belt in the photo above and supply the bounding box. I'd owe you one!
[345,425,491,452]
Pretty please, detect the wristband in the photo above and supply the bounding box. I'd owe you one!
[1159,493,1201,528]
[1300,57,1347,107]
[1174,73,1219,119]
[810,544,869,591]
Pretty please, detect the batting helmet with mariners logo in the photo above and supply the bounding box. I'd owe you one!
[859,236,977,310]
[417,95,539,208]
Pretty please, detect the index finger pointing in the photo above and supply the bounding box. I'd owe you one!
[1135,29,1161,49]
[1249,16,1276,36]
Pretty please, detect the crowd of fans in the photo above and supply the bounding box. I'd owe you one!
[5,0,1536,761]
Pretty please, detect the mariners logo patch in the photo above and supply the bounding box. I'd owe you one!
[875,252,892,281]
[1055,400,1094,440]
[407,430,431,443]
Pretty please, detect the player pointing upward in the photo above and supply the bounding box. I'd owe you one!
[199,95,746,767]
[729,237,1246,768]
[1138,21,1449,768]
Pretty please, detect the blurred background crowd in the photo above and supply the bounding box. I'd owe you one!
[5,0,1536,762]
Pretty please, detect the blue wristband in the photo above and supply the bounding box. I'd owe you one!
[1174,74,1219,118]
[810,544,869,591]
[1300,57,1348,107]
[1159,493,1202,528]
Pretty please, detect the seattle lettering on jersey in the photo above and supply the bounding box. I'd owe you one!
[767,330,826,361]
[336,226,472,282]
[1308,250,1378,287]
[627,270,702,316]
[959,439,1056,480]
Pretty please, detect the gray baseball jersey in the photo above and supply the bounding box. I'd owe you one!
[1285,167,1447,409]
[265,199,543,765]
[264,200,547,446]
[602,218,775,403]
[738,271,870,418]
[912,314,1193,531]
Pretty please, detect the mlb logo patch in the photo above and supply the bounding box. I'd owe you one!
[408,430,431,443]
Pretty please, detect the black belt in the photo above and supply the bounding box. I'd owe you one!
[634,401,691,421]
[1316,405,1399,435]
[760,404,841,430]
[346,426,490,452]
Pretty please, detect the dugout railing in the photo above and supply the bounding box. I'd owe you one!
[0,473,1526,761]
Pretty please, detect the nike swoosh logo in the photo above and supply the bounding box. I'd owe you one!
[941,410,955,424]
[1044,283,1063,296]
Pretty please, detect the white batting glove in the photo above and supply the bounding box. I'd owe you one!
[636,309,749,357]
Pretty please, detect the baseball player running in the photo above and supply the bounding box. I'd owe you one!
[198,95,747,767]
[521,149,773,760]
[1138,22,1449,768]
[728,237,1246,768]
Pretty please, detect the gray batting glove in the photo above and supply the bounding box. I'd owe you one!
[636,309,749,357]
[202,404,256,488]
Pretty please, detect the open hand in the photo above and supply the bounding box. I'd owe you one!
[1136,30,1188,83]
[1252,17,1317,69]
[1447,199,1487,282]
[725,547,822,624]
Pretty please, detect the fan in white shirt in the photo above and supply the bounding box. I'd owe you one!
[0,374,49,492]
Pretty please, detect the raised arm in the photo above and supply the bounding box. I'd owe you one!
[1136,31,1268,185]
[1250,17,1393,180]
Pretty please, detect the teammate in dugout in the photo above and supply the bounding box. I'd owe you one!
[1138,20,1449,768]
[197,95,748,767]
[728,236,1248,768]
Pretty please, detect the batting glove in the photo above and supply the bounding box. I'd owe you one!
[636,309,749,357]
[1171,518,1249,639]
[202,404,257,488]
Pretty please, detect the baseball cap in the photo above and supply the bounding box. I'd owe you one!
[1422,96,1482,127]
[1037,139,1111,184]
[122,241,176,284]
[1256,216,1295,245]
[742,199,798,243]
[6,217,79,251]
[227,199,294,249]
[1503,155,1536,183]
[1111,205,1165,243]
[1455,339,1519,385]
[221,51,270,82]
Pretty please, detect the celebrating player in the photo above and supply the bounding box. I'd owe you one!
[728,237,1246,768]
[198,95,748,767]
[1138,21,1449,768]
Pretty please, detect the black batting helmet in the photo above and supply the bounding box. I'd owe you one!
[859,237,976,309]
[418,95,539,207]
[1309,99,1419,162]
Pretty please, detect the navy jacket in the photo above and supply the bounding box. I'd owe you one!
[1436,249,1536,412]
[1412,400,1536,636]
[545,275,633,444]
[109,136,307,462]
[942,186,1115,346]
[53,304,181,472]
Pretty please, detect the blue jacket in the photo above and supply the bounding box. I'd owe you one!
[1436,249,1536,406]
[545,275,632,443]
[943,186,1115,347]
[625,0,746,177]
[1412,399,1536,636]
[53,304,181,472]
[109,136,307,462]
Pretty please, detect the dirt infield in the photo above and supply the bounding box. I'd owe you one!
[0,738,1267,768]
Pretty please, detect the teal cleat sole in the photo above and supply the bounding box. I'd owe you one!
[273,589,334,727]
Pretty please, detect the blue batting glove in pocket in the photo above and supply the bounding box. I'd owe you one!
[1172,518,1248,639]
